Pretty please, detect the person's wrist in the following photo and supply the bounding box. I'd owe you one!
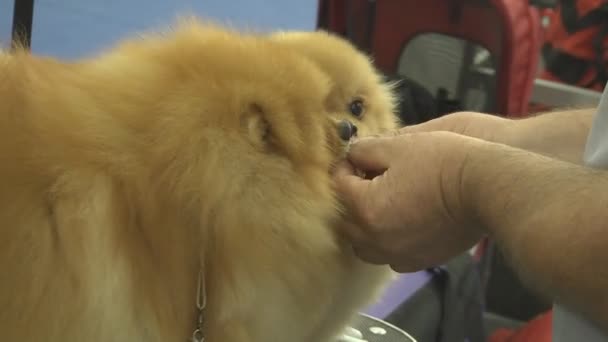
[448,111,518,147]
[437,134,487,231]
[455,136,499,235]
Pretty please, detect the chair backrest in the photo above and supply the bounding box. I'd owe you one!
[317,0,543,117]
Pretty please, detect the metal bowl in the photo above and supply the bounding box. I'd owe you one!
[346,313,417,342]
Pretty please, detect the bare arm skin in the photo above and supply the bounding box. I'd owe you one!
[464,138,608,331]
[334,129,608,332]
[505,109,595,164]
[400,109,595,164]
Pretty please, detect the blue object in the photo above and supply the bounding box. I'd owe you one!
[1,0,317,59]
[364,271,433,319]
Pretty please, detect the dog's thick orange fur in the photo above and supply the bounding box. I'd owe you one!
[0,20,397,342]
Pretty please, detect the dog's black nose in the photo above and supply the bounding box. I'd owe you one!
[338,120,358,141]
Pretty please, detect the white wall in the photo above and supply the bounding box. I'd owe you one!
[0,0,318,59]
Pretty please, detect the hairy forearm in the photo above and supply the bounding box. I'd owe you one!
[465,141,608,330]
[505,109,595,164]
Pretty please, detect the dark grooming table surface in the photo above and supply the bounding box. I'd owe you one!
[350,313,417,342]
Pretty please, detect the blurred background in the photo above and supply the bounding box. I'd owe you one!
[0,0,317,58]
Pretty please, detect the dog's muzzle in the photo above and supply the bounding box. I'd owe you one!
[338,120,358,141]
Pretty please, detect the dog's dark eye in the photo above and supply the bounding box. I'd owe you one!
[349,99,364,118]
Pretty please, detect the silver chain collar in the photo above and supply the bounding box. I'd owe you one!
[191,269,206,342]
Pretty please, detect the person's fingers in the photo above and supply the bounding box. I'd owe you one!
[389,262,421,274]
[334,218,367,245]
[352,246,388,265]
[347,136,402,173]
[397,117,448,134]
[333,160,374,219]
[332,159,357,178]
[395,112,469,136]
[333,159,365,188]
[362,120,444,141]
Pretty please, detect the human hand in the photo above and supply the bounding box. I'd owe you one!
[397,111,513,144]
[334,131,485,273]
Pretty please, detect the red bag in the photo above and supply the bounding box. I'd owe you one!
[542,0,608,90]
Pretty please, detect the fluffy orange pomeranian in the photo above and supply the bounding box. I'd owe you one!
[0,19,398,342]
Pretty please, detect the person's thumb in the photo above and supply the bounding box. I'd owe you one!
[347,135,402,174]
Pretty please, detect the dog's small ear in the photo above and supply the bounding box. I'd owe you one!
[243,103,272,147]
